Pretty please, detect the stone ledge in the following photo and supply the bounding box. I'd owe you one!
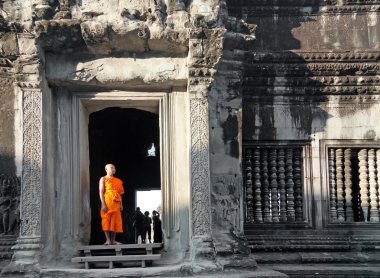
[270,264,380,278]
[254,252,380,264]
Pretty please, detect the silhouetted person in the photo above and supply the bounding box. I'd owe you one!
[152,210,162,243]
[142,211,152,243]
[121,211,133,244]
[133,207,144,243]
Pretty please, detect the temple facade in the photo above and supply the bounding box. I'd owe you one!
[0,0,380,277]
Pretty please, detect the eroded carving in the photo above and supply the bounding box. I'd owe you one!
[211,175,242,232]
[21,89,42,237]
[0,175,20,235]
[32,0,72,21]
[190,97,211,236]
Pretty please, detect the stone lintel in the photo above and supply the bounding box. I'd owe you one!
[45,54,188,89]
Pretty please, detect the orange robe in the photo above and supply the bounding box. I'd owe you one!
[100,176,124,233]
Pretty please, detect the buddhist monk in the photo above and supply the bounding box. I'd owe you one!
[99,164,124,245]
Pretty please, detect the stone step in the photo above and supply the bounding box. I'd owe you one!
[73,244,163,269]
[271,264,380,278]
[72,254,161,268]
[246,234,351,239]
[72,254,161,263]
[254,252,380,264]
[249,244,351,251]
[78,243,162,251]
[0,252,13,259]
[249,239,349,245]
[0,246,13,251]
[0,237,17,245]
[246,234,380,252]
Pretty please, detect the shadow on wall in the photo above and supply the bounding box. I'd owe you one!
[241,4,331,141]
[225,1,380,230]
[207,2,330,235]
[0,155,16,177]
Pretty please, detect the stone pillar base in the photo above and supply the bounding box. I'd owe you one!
[216,254,258,270]
[2,237,41,276]
[213,233,258,271]
[190,235,216,261]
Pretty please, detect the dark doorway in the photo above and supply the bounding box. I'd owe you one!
[88,107,160,245]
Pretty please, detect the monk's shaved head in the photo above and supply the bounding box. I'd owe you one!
[105,164,116,175]
[105,164,114,171]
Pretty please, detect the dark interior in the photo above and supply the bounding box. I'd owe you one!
[88,107,160,245]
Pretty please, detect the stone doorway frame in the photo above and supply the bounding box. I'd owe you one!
[70,91,187,247]
[12,84,213,267]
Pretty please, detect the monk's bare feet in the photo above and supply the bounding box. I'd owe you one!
[112,241,122,245]
[103,241,110,245]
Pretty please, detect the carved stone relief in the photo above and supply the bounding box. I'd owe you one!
[0,174,20,235]
[211,175,242,233]
[190,97,211,237]
[20,88,42,237]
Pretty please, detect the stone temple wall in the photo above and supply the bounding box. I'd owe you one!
[0,0,379,276]
[208,0,380,267]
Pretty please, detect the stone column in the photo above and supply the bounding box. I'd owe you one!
[189,91,215,261]
[187,26,216,262]
[4,82,43,273]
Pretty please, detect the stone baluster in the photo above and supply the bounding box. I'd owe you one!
[253,149,263,222]
[245,149,254,222]
[286,148,295,222]
[269,149,279,222]
[278,149,287,222]
[368,149,379,222]
[335,149,345,222]
[329,149,338,222]
[261,149,271,222]
[358,149,369,222]
[294,148,303,222]
[344,148,354,222]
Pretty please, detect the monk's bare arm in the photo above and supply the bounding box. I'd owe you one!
[99,177,107,212]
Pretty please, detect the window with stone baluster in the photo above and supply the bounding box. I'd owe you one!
[324,143,380,224]
[243,143,312,226]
